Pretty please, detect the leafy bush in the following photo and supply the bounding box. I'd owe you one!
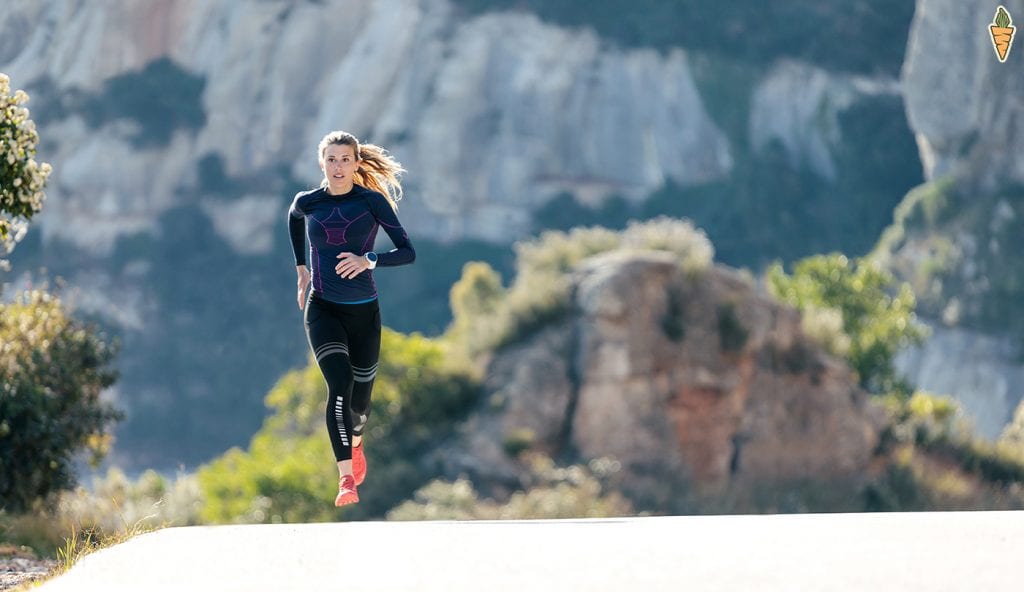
[447,261,507,357]
[0,467,202,558]
[448,217,713,354]
[0,290,122,513]
[865,392,1024,511]
[56,468,202,534]
[0,72,51,267]
[798,305,850,356]
[1001,402,1024,450]
[386,454,632,520]
[874,178,956,260]
[767,253,927,396]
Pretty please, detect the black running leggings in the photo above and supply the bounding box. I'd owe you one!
[304,293,380,462]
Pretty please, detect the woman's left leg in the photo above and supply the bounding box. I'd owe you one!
[345,300,381,485]
[348,301,382,438]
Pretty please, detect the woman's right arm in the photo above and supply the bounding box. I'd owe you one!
[296,265,310,310]
[288,194,310,309]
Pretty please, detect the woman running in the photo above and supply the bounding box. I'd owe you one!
[287,130,416,506]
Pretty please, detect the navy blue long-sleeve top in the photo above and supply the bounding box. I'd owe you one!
[288,184,415,303]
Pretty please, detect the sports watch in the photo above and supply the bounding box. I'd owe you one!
[364,251,378,270]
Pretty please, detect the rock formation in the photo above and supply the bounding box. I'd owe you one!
[449,251,884,506]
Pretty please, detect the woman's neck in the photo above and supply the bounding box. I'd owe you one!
[325,181,355,196]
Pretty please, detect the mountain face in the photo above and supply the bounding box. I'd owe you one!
[0,0,1017,469]
[880,0,1024,438]
[1,0,733,251]
[902,0,1024,188]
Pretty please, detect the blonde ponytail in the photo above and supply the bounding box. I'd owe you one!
[354,143,405,211]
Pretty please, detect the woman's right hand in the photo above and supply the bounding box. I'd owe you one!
[296,265,310,309]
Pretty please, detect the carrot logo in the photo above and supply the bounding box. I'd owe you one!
[990,6,1015,62]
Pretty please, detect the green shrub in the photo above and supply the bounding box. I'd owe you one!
[1000,402,1024,450]
[0,290,122,513]
[56,468,202,534]
[0,468,199,558]
[386,454,633,521]
[874,392,1024,507]
[447,261,507,356]
[767,253,927,396]
[0,72,51,267]
[448,218,714,354]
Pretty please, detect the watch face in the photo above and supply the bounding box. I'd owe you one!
[366,252,378,262]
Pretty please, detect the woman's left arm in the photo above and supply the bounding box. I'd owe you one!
[368,194,416,267]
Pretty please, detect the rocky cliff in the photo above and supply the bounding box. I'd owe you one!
[902,0,1024,188]
[1,0,733,250]
[884,0,1024,435]
[445,251,883,509]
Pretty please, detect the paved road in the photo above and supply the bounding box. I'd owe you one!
[39,511,1022,591]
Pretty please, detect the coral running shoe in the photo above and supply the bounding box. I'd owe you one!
[335,474,359,507]
[352,442,367,485]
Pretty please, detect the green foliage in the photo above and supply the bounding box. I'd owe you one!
[861,448,932,512]
[375,238,515,335]
[451,1,913,75]
[386,455,632,520]
[447,217,713,354]
[0,467,200,558]
[447,261,506,356]
[876,178,956,254]
[56,468,202,534]
[0,73,51,267]
[198,362,343,524]
[446,225,617,355]
[1000,401,1024,450]
[880,391,961,446]
[875,180,1024,349]
[198,328,480,523]
[0,290,122,513]
[865,392,1024,511]
[797,305,850,356]
[767,253,927,396]
[872,179,966,322]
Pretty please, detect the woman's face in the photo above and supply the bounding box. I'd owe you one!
[320,143,359,191]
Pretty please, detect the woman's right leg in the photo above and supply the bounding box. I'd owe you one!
[305,296,356,465]
[306,296,360,505]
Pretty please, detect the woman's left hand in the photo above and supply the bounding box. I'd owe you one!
[335,252,371,279]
